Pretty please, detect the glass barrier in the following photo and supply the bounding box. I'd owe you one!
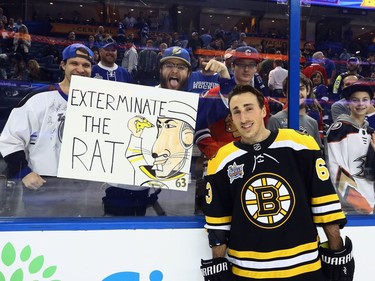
[0,0,374,218]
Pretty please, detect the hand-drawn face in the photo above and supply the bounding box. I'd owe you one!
[151,117,193,178]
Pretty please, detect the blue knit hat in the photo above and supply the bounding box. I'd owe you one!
[160,46,191,67]
[62,43,94,63]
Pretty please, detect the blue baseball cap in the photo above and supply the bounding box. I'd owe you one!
[62,43,94,63]
[233,46,260,63]
[99,37,118,49]
[160,46,191,67]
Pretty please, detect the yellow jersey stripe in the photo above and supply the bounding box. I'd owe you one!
[205,215,232,224]
[311,194,340,205]
[232,259,321,279]
[228,239,318,259]
[313,212,346,224]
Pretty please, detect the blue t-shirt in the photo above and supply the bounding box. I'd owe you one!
[92,62,133,83]
[187,71,220,94]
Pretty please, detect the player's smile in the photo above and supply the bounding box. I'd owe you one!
[241,122,253,130]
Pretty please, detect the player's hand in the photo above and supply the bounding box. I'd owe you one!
[319,236,355,281]
[200,258,235,281]
[127,116,154,138]
[22,172,46,190]
[205,59,230,79]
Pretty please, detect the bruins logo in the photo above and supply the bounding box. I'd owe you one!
[241,172,295,229]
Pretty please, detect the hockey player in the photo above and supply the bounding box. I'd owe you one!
[193,46,269,214]
[327,81,375,214]
[201,84,354,281]
[91,37,133,83]
[0,43,94,189]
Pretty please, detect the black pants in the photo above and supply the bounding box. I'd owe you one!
[102,186,150,216]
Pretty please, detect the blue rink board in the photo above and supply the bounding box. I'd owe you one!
[0,215,374,232]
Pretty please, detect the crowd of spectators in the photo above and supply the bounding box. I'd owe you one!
[1,7,375,129]
[1,6,375,217]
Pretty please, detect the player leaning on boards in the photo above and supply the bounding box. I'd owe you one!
[0,43,93,189]
[200,84,354,281]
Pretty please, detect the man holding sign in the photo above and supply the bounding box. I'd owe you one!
[102,46,227,216]
[0,43,94,189]
[102,46,196,216]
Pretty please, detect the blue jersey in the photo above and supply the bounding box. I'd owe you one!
[92,62,133,83]
[187,71,220,94]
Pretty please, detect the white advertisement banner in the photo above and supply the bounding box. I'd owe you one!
[0,226,373,280]
[0,229,211,281]
[58,76,199,191]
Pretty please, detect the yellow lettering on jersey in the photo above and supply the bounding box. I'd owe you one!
[206,181,213,204]
[316,158,329,181]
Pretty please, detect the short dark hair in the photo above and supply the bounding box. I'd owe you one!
[274,59,283,67]
[282,73,311,94]
[228,84,264,112]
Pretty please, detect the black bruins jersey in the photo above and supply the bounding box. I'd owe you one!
[204,129,346,280]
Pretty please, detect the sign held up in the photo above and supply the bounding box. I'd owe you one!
[58,76,199,191]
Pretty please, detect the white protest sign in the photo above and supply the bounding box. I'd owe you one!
[58,76,199,191]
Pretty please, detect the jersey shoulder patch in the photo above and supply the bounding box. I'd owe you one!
[327,121,358,142]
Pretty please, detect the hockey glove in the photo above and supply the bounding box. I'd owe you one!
[200,258,235,281]
[319,236,355,281]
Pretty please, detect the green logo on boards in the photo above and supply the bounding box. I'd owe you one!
[0,242,60,281]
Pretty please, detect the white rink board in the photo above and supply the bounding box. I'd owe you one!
[0,228,211,281]
[0,226,372,281]
[318,226,374,281]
